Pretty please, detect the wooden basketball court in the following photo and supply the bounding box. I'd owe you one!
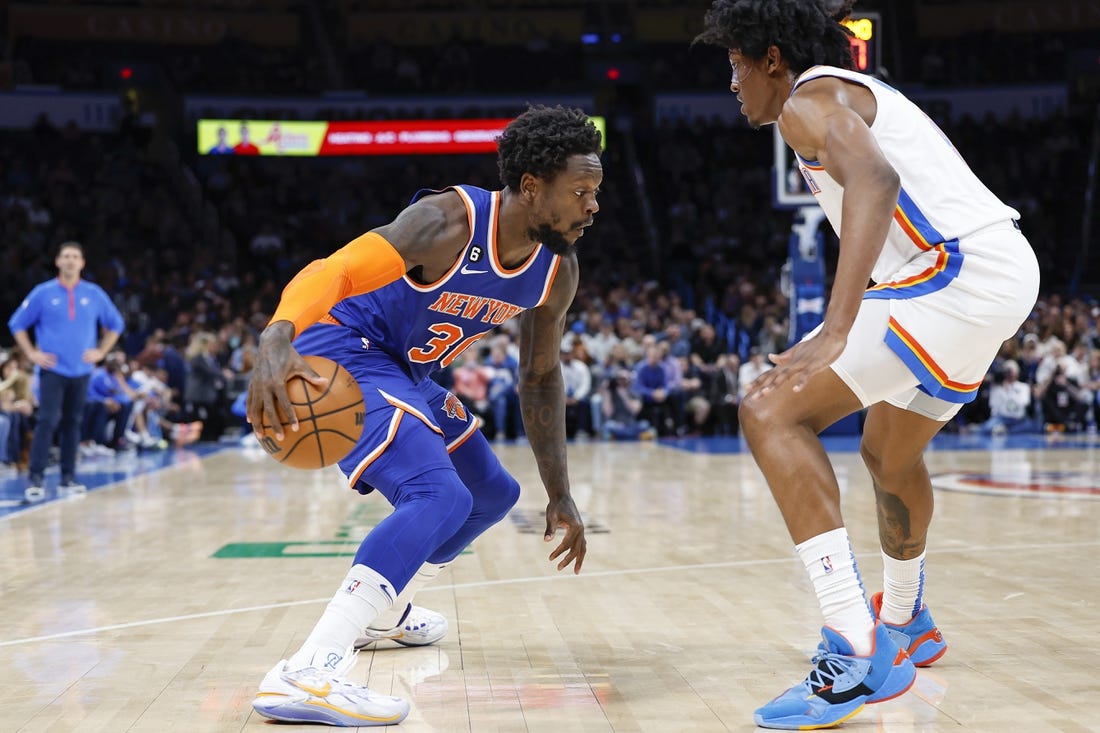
[2,434,1098,731]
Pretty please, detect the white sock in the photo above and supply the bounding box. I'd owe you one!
[368,562,448,630]
[880,550,925,624]
[287,564,395,672]
[796,527,875,655]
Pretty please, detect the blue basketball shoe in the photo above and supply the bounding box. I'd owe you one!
[871,591,947,667]
[754,622,916,730]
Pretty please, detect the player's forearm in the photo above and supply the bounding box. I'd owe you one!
[12,330,36,356]
[828,175,898,334]
[98,330,121,354]
[518,373,571,500]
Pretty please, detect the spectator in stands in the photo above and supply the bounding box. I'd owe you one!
[183,331,231,442]
[125,359,172,449]
[973,360,1037,435]
[658,340,686,434]
[691,322,727,364]
[581,317,619,370]
[709,352,741,435]
[0,354,35,470]
[81,351,135,453]
[1083,348,1100,425]
[633,344,672,436]
[1040,363,1087,433]
[450,353,492,429]
[600,369,656,441]
[484,342,520,441]
[560,344,592,439]
[737,347,771,402]
[680,354,713,436]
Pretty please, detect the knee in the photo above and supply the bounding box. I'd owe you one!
[860,437,921,487]
[468,465,521,522]
[859,438,884,480]
[738,393,783,441]
[401,468,475,535]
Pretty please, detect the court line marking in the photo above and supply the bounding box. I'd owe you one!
[0,445,232,520]
[3,540,1098,648]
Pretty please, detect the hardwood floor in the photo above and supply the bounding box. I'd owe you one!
[2,435,1098,731]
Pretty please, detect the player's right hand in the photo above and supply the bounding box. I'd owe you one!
[248,321,328,440]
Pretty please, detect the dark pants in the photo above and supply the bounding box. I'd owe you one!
[83,400,134,447]
[29,370,90,482]
[1,410,30,464]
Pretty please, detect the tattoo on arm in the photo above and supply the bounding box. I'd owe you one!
[517,307,570,498]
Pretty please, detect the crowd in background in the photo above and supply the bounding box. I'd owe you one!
[2,2,1099,476]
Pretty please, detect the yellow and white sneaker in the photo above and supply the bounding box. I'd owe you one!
[354,604,448,649]
[252,652,409,727]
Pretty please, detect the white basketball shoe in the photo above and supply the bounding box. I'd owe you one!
[252,649,410,727]
[354,604,448,649]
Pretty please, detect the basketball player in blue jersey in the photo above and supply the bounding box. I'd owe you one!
[697,1,1039,729]
[246,105,601,726]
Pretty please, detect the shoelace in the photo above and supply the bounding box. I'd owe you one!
[804,651,858,693]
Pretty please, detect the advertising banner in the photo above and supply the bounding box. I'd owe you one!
[198,117,607,156]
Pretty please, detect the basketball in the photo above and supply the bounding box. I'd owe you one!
[258,355,365,469]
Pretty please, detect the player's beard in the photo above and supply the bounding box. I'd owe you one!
[531,223,579,257]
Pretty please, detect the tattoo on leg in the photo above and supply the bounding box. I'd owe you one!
[873,483,921,558]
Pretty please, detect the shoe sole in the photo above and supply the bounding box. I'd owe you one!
[252,696,409,726]
[754,703,864,730]
[911,643,948,667]
[354,632,445,650]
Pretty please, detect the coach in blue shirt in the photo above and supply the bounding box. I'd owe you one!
[8,241,125,497]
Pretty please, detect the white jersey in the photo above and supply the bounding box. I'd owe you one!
[789,66,1020,284]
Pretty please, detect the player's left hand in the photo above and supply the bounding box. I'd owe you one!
[746,330,847,399]
[544,495,586,574]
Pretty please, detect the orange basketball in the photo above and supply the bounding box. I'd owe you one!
[258,355,365,469]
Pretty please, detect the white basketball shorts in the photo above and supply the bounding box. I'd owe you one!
[823,220,1040,422]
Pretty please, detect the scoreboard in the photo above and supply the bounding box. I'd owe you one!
[841,12,880,75]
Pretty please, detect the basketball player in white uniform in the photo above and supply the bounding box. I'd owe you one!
[696,0,1039,728]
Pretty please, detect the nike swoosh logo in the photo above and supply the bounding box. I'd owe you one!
[460,264,488,275]
[291,679,331,697]
[380,584,392,600]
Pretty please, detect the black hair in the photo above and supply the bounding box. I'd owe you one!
[57,240,84,257]
[497,105,602,191]
[695,0,856,74]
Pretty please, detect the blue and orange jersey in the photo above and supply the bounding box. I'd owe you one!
[329,185,561,382]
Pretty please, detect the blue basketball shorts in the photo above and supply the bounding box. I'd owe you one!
[294,323,481,492]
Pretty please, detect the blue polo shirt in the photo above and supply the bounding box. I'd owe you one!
[87,366,132,404]
[8,278,125,378]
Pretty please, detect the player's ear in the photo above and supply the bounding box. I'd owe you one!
[520,173,538,201]
[766,45,783,74]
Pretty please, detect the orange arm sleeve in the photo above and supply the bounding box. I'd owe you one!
[270,231,406,337]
